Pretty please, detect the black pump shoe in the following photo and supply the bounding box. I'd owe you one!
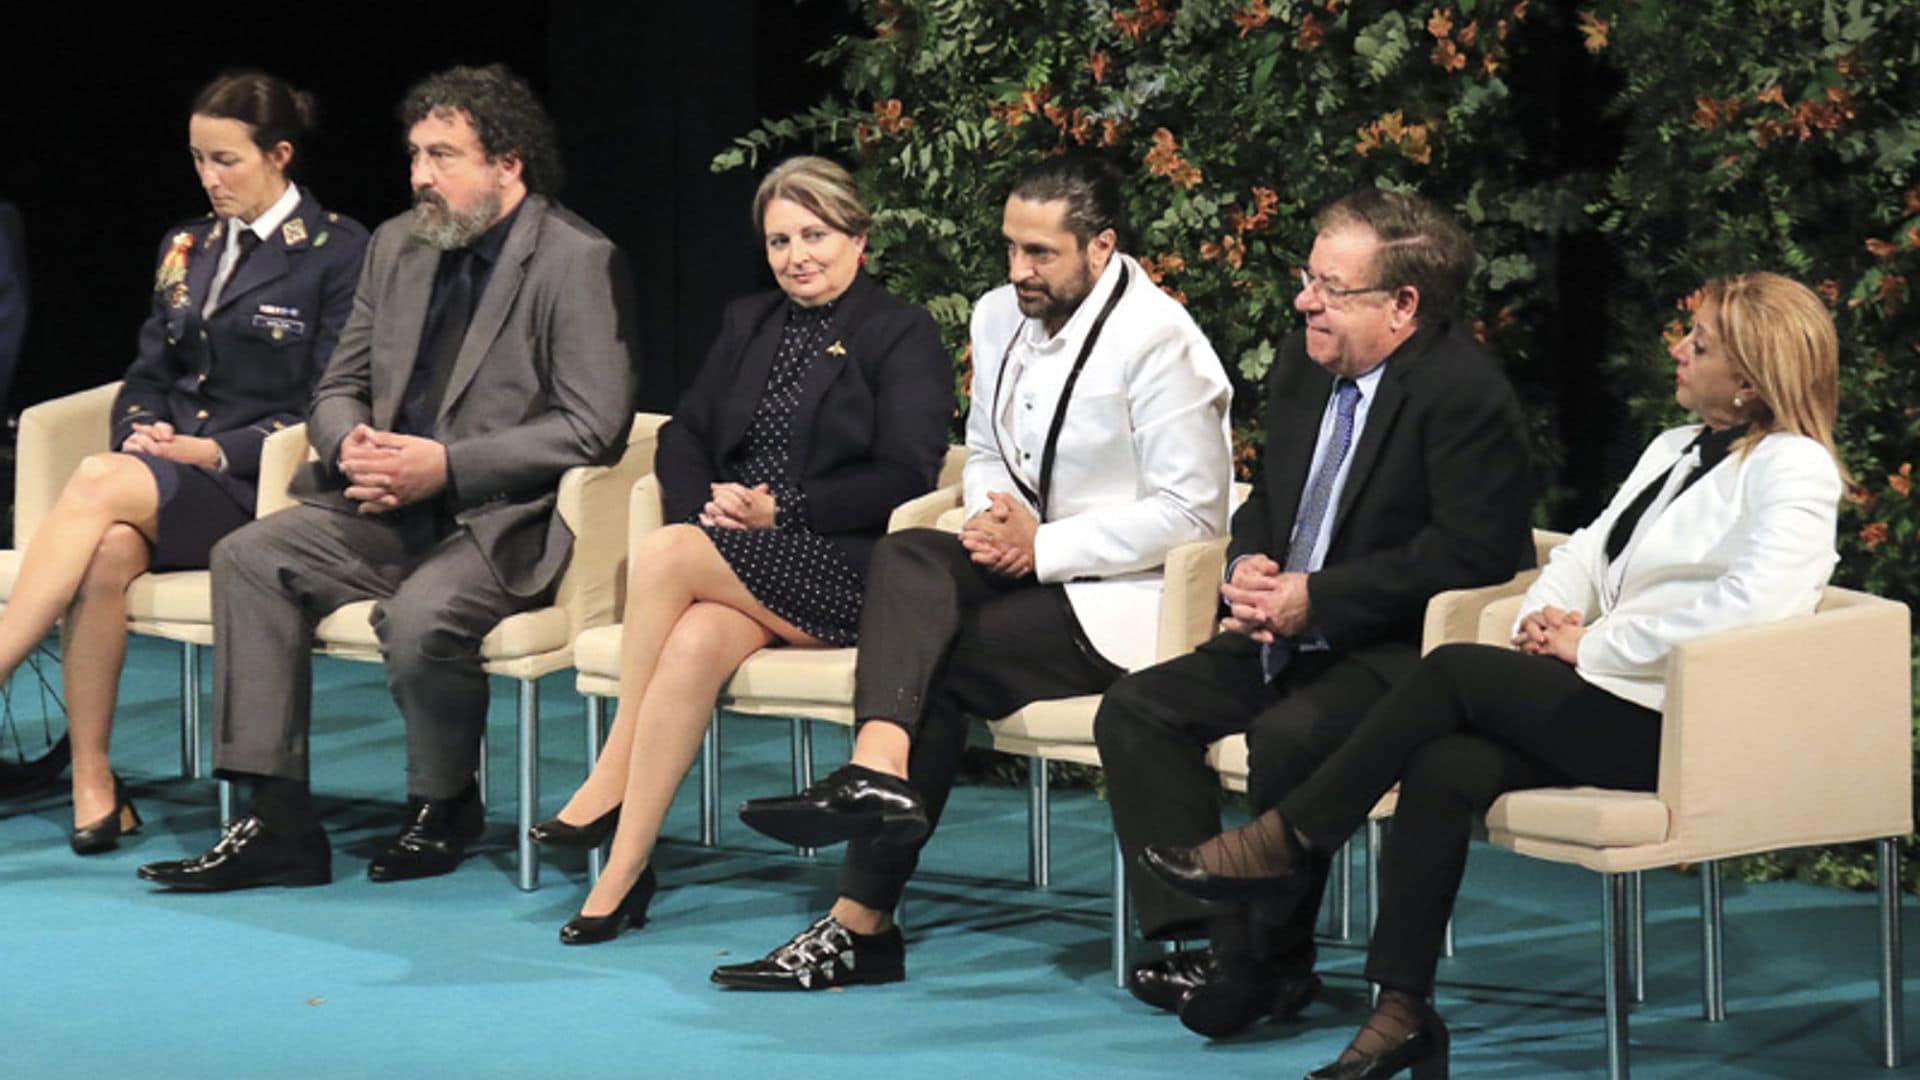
[530,803,621,848]
[560,864,658,945]
[1304,995,1449,1080]
[70,774,141,856]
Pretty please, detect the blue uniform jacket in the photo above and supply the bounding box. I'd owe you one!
[113,187,367,482]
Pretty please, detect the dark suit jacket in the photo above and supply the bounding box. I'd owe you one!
[292,194,638,597]
[655,272,953,576]
[1222,318,1535,683]
[114,188,367,482]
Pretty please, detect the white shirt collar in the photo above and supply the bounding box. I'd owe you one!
[1020,251,1129,354]
[231,182,301,248]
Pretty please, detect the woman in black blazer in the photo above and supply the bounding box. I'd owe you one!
[533,156,954,943]
[2,72,365,855]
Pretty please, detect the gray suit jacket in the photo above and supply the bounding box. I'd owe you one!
[292,194,637,597]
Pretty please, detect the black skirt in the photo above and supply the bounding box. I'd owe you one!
[129,453,256,571]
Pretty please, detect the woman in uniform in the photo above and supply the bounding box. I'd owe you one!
[3,71,367,854]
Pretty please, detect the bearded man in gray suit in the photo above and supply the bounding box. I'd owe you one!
[142,65,637,891]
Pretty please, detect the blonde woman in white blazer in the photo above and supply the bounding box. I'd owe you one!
[1139,273,1844,1080]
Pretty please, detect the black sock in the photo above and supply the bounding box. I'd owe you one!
[249,776,316,833]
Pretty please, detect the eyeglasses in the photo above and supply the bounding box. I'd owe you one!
[1299,270,1392,306]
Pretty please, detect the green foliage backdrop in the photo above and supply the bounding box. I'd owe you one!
[718,0,1920,891]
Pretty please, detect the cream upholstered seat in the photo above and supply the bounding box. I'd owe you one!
[290,413,664,892]
[1467,583,1911,1077]
[568,446,967,870]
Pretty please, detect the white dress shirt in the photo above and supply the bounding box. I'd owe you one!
[203,181,301,316]
[965,252,1234,671]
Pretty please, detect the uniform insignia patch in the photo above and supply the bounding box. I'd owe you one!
[155,232,194,293]
[282,218,307,246]
[314,230,330,247]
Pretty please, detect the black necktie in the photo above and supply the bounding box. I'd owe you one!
[1604,425,1745,561]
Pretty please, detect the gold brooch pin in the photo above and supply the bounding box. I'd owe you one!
[826,340,847,356]
[281,218,307,246]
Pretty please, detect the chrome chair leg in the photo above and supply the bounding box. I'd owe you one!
[1366,818,1385,938]
[1442,917,1455,959]
[1700,858,1725,1022]
[1028,755,1050,888]
[516,678,539,892]
[700,709,721,847]
[179,643,203,779]
[476,737,490,807]
[1323,837,1349,940]
[1630,870,1646,1003]
[1604,872,1632,1080]
[790,718,814,857]
[585,694,607,883]
[217,778,236,826]
[1879,837,1905,1069]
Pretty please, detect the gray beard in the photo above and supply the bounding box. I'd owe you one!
[410,189,500,250]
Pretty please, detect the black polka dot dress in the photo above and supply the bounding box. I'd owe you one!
[699,300,866,645]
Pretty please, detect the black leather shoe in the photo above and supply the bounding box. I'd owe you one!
[137,815,331,891]
[529,803,620,848]
[1305,994,1449,1079]
[560,864,658,945]
[366,786,484,883]
[70,774,142,856]
[1128,949,1216,1012]
[1178,961,1322,1038]
[1139,843,1305,904]
[736,764,928,849]
[710,914,906,991]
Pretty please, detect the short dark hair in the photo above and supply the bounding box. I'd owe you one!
[192,71,315,175]
[1317,189,1473,321]
[399,64,564,195]
[1008,153,1126,249]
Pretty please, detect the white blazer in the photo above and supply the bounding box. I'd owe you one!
[1517,426,1842,711]
[965,253,1234,671]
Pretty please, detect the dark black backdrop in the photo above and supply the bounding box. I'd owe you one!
[0,1,858,417]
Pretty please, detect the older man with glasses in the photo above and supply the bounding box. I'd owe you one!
[1094,188,1536,1040]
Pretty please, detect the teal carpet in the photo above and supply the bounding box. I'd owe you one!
[0,636,1911,1078]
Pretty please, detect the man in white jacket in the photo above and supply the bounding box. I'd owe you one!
[720,153,1234,990]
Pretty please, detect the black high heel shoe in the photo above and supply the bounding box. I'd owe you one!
[70,774,142,856]
[528,803,620,848]
[1304,992,1449,1080]
[559,864,657,945]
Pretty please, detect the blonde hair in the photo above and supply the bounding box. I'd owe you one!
[1697,272,1843,474]
[751,156,871,238]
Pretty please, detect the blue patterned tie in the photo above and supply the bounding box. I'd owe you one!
[1264,378,1360,681]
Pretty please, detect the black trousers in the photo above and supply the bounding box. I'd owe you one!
[1096,634,1394,957]
[1280,643,1661,995]
[839,529,1123,912]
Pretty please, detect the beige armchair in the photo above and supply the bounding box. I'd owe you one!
[1470,584,1912,1076]
[569,446,967,874]
[297,413,663,891]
